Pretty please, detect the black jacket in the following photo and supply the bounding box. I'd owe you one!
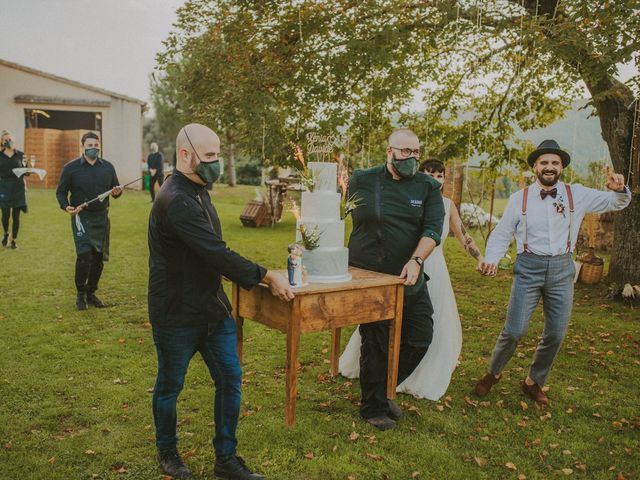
[148,171,266,327]
[56,156,120,212]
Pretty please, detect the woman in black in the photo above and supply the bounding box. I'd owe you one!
[0,130,28,249]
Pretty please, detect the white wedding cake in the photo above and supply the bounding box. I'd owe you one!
[296,162,351,283]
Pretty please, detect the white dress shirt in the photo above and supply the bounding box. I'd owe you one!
[485,182,632,264]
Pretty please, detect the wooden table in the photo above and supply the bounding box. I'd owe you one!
[231,266,404,426]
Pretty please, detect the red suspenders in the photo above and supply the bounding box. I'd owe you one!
[521,184,574,254]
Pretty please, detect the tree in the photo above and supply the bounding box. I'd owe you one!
[154,0,639,284]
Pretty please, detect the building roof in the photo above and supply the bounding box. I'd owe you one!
[0,58,147,106]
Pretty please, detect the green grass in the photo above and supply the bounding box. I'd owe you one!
[0,186,638,480]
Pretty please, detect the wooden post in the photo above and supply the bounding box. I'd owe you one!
[330,327,341,376]
[386,284,404,399]
[285,297,302,426]
[231,283,244,363]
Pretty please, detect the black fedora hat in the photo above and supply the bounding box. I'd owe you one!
[527,139,571,167]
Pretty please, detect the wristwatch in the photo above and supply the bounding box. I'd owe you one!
[412,256,423,266]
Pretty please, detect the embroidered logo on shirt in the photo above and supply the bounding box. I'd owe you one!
[410,199,423,207]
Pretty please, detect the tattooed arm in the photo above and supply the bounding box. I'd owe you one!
[448,202,484,268]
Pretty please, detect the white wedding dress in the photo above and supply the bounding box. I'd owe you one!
[338,197,462,400]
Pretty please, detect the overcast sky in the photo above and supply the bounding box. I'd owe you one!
[0,1,637,111]
[0,0,182,105]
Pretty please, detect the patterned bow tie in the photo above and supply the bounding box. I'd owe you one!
[540,188,557,199]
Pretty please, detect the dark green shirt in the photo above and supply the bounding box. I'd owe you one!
[347,164,445,295]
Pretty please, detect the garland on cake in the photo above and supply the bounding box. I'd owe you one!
[288,199,321,251]
[290,141,318,192]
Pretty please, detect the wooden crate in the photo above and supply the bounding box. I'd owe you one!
[240,200,270,227]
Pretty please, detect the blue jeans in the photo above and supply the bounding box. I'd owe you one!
[489,252,575,385]
[152,317,242,457]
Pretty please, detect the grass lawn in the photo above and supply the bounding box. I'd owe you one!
[0,186,638,480]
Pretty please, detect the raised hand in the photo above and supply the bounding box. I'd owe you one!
[604,165,626,192]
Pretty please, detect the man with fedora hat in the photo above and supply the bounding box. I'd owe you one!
[474,139,631,405]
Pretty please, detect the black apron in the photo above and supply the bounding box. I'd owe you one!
[71,210,110,260]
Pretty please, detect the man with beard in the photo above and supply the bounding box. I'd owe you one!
[474,140,631,405]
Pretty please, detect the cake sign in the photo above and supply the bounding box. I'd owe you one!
[306,132,336,156]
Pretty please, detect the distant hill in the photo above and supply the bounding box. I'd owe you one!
[519,99,610,175]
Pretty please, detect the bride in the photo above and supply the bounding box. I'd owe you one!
[339,159,484,400]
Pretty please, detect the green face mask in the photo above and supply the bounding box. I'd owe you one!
[392,155,418,178]
[196,160,221,183]
[84,148,100,159]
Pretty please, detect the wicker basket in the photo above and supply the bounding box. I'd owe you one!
[579,262,604,284]
[577,249,604,284]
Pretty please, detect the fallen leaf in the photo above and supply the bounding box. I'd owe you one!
[303,452,314,460]
[561,468,573,475]
[474,456,486,467]
[520,401,529,411]
[84,449,96,455]
[365,452,384,461]
[517,475,526,480]
[411,472,420,478]
[505,462,517,471]
[348,431,360,442]
[48,457,55,465]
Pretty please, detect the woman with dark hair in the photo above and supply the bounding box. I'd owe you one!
[340,158,484,400]
[0,130,28,249]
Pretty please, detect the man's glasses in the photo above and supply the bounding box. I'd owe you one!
[390,146,420,157]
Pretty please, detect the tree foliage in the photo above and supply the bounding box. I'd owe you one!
[153,0,640,283]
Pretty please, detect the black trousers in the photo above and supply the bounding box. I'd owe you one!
[75,250,104,294]
[1,208,21,238]
[150,174,164,201]
[359,284,434,419]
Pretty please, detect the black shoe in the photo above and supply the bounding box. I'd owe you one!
[214,455,264,480]
[1,234,7,247]
[86,293,106,308]
[362,415,396,431]
[76,292,87,311]
[10,240,17,250]
[387,400,403,421]
[158,448,192,479]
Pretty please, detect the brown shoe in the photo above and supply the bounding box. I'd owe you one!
[521,380,548,405]
[474,372,500,397]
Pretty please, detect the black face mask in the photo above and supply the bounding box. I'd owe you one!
[2,140,13,149]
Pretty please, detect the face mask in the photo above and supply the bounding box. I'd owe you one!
[392,155,418,178]
[2,140,13,149]
[85,148,99,159]
[196,159,221,183]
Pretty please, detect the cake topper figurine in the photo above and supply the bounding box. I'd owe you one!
[287,243,304,287]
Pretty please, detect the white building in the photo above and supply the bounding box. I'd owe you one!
[0,58,147,188]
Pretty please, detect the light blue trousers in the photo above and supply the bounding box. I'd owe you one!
[489,252,575,386]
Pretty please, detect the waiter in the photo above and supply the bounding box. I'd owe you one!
[0,130,27,249]
[56,132,122,310]
[348,128,445,430]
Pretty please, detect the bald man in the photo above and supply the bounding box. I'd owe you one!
[148,124,293,480]
[346,128,445,430]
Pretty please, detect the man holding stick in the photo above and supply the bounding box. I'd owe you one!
[56,132,122,310]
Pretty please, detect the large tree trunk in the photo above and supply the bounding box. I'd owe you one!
[584,77,639,285]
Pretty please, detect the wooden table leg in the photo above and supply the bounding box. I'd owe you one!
[330,327,341,376]
[285,301,301,426]
[231,283,244,364]
[386,284,404,400]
